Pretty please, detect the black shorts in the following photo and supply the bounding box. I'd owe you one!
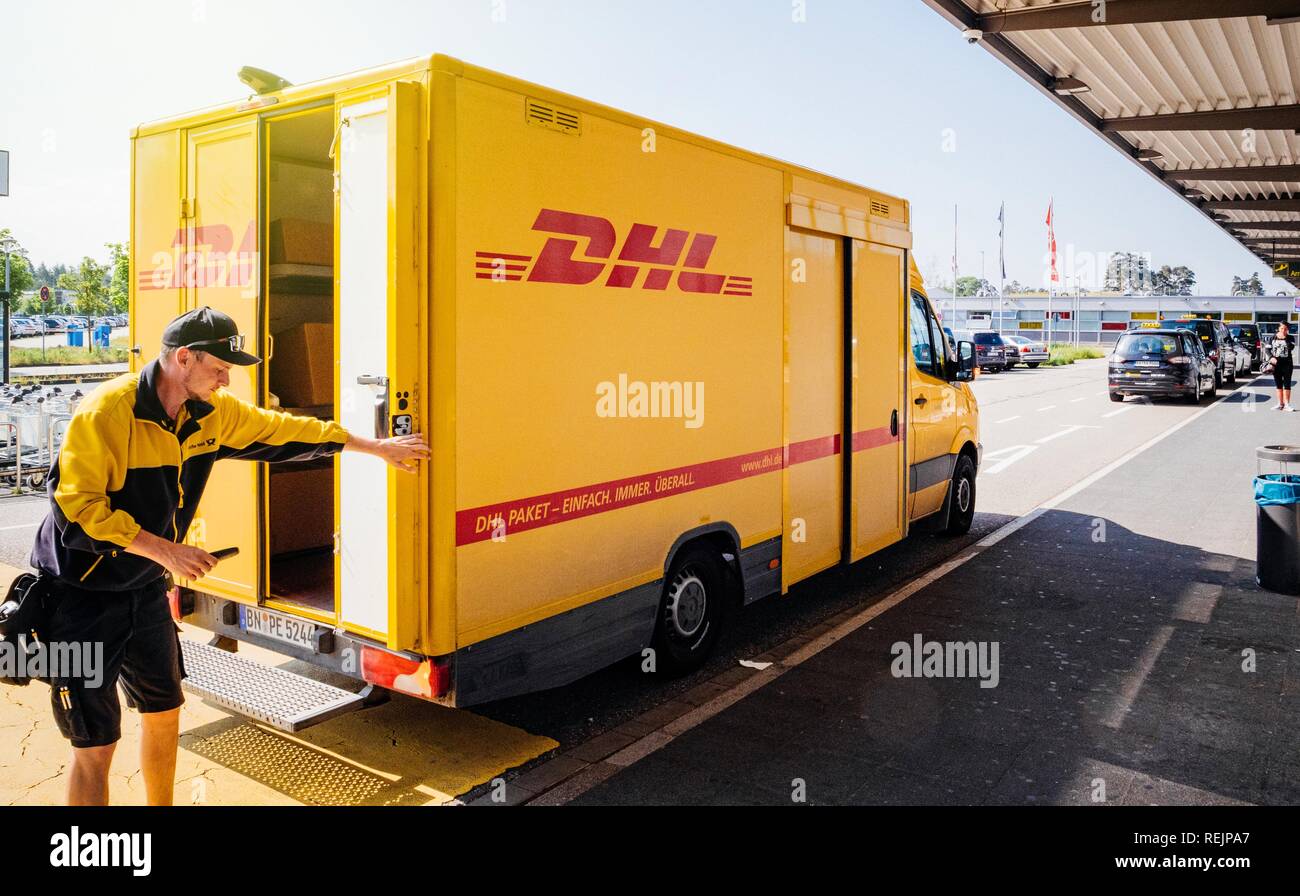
[1274,361,1293,390]
[44,576,187,748]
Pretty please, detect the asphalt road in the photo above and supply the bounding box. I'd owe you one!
[972,358,1247,516]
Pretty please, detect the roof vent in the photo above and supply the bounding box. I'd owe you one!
[870,200,891,217]
[526,98,581,135]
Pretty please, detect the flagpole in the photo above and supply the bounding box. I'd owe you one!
[998,201,1007,340]
[952,204,958,326]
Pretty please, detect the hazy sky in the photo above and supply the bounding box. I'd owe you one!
[0,0,1288,294]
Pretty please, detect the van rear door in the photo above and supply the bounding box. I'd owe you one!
[334,81,424,650]
[182,118,262,604]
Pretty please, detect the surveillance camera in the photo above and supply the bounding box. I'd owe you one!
[962,28,983,44]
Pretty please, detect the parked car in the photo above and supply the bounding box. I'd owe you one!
[1228,324,1263,372]
[1004,334,1049,368]
[969,331,1011,372]
[1159,319,1239,389]
[13,317,40,337]
[42,316,66,332]
[1108,328,1216,404]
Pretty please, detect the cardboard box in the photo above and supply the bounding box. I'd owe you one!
[270,218,332,267]
[269,466,334,555]
[271,322,333,407]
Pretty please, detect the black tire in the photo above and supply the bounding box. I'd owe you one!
[1205,375,1216,400]
[1185,376,1202,405]
[1109,391,1124,402]
[1227,364,1236,385]
[651,546,729,676]
[944,455,977,536]
[1214,370,1222,391]
[1027,362,1040,369]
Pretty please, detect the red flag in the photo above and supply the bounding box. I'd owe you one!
[1046,199,1059,284]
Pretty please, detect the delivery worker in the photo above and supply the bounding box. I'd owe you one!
[29,306,429,806]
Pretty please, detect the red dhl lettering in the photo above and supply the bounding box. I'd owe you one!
[475,208,753,296]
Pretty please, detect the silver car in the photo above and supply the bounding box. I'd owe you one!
[1005,335,1049,368]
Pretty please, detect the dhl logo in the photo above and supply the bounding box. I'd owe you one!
[476,209,753,297]
[137,223,258,293]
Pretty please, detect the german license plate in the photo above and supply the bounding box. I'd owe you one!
[1136,361,1160,367]
[240,605,318,651]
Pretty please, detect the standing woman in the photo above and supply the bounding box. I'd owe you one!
[1269,322,1294,411]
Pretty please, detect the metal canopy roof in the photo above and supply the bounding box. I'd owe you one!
[922,0,1300,287]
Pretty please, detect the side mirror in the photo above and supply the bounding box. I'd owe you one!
[954,341,976,382]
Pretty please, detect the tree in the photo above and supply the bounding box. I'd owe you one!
[1232,273,1265,296]
[0,228,36,301]
[1152,264,1196,296]
[956,276,996,297]
[1004,280,1027,295]
[59,256,111,317]
[106,242,130,313]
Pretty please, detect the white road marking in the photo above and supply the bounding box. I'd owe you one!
[982,444,1038,475]
[1035,425,1097,444]
[994,415,1022,424]
[1070,397,1088,403]
[1102,406,1133,418]
[1037,405,1057,412]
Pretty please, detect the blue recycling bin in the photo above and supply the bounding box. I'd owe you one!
[66,327,84,348]
[1255,446,1300,594]
[93,323,111,348]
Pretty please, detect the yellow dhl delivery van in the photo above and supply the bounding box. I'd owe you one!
[129,54,981,729]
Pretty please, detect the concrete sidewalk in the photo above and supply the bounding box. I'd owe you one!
[558,377,1300,805]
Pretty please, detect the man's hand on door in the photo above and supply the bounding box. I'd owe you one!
[345,433,430,472]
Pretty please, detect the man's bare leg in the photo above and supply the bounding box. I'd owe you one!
[67,743,115,806]
[140,707,180,806]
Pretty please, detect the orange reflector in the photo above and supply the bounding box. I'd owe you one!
[768,558,780,570]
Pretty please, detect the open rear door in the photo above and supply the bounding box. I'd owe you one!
[335,82,422,649]
[183,118,262,603]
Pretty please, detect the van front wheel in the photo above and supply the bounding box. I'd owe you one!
[651,546,728,676]
[944,456,977,536]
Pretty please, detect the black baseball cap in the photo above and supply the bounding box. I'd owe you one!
[161,306,261,366]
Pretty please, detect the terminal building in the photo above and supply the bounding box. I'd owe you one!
[932,292,1300,346]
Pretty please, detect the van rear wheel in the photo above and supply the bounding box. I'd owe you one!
[651,546,728,676]
[944,455,977,536]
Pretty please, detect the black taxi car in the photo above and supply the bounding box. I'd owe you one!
[1108,327,1217,403]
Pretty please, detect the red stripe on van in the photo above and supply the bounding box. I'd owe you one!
[455,426,897,546]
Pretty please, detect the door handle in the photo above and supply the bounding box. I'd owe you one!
[890,409,899,437]
[914,396,928,406]
[357,375,390,439]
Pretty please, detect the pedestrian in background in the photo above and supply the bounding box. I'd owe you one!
[1266,322,1294,411]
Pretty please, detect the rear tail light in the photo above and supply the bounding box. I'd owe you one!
[1209,350,1218,360]
[361,646,453,700]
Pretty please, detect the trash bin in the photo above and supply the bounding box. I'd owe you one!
[1255,445,1300,594]
[93,323,111,348]
[66,327,83,348]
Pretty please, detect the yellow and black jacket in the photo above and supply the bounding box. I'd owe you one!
[32,360,350,591]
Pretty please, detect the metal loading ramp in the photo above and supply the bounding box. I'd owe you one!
[180,639,366,733]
